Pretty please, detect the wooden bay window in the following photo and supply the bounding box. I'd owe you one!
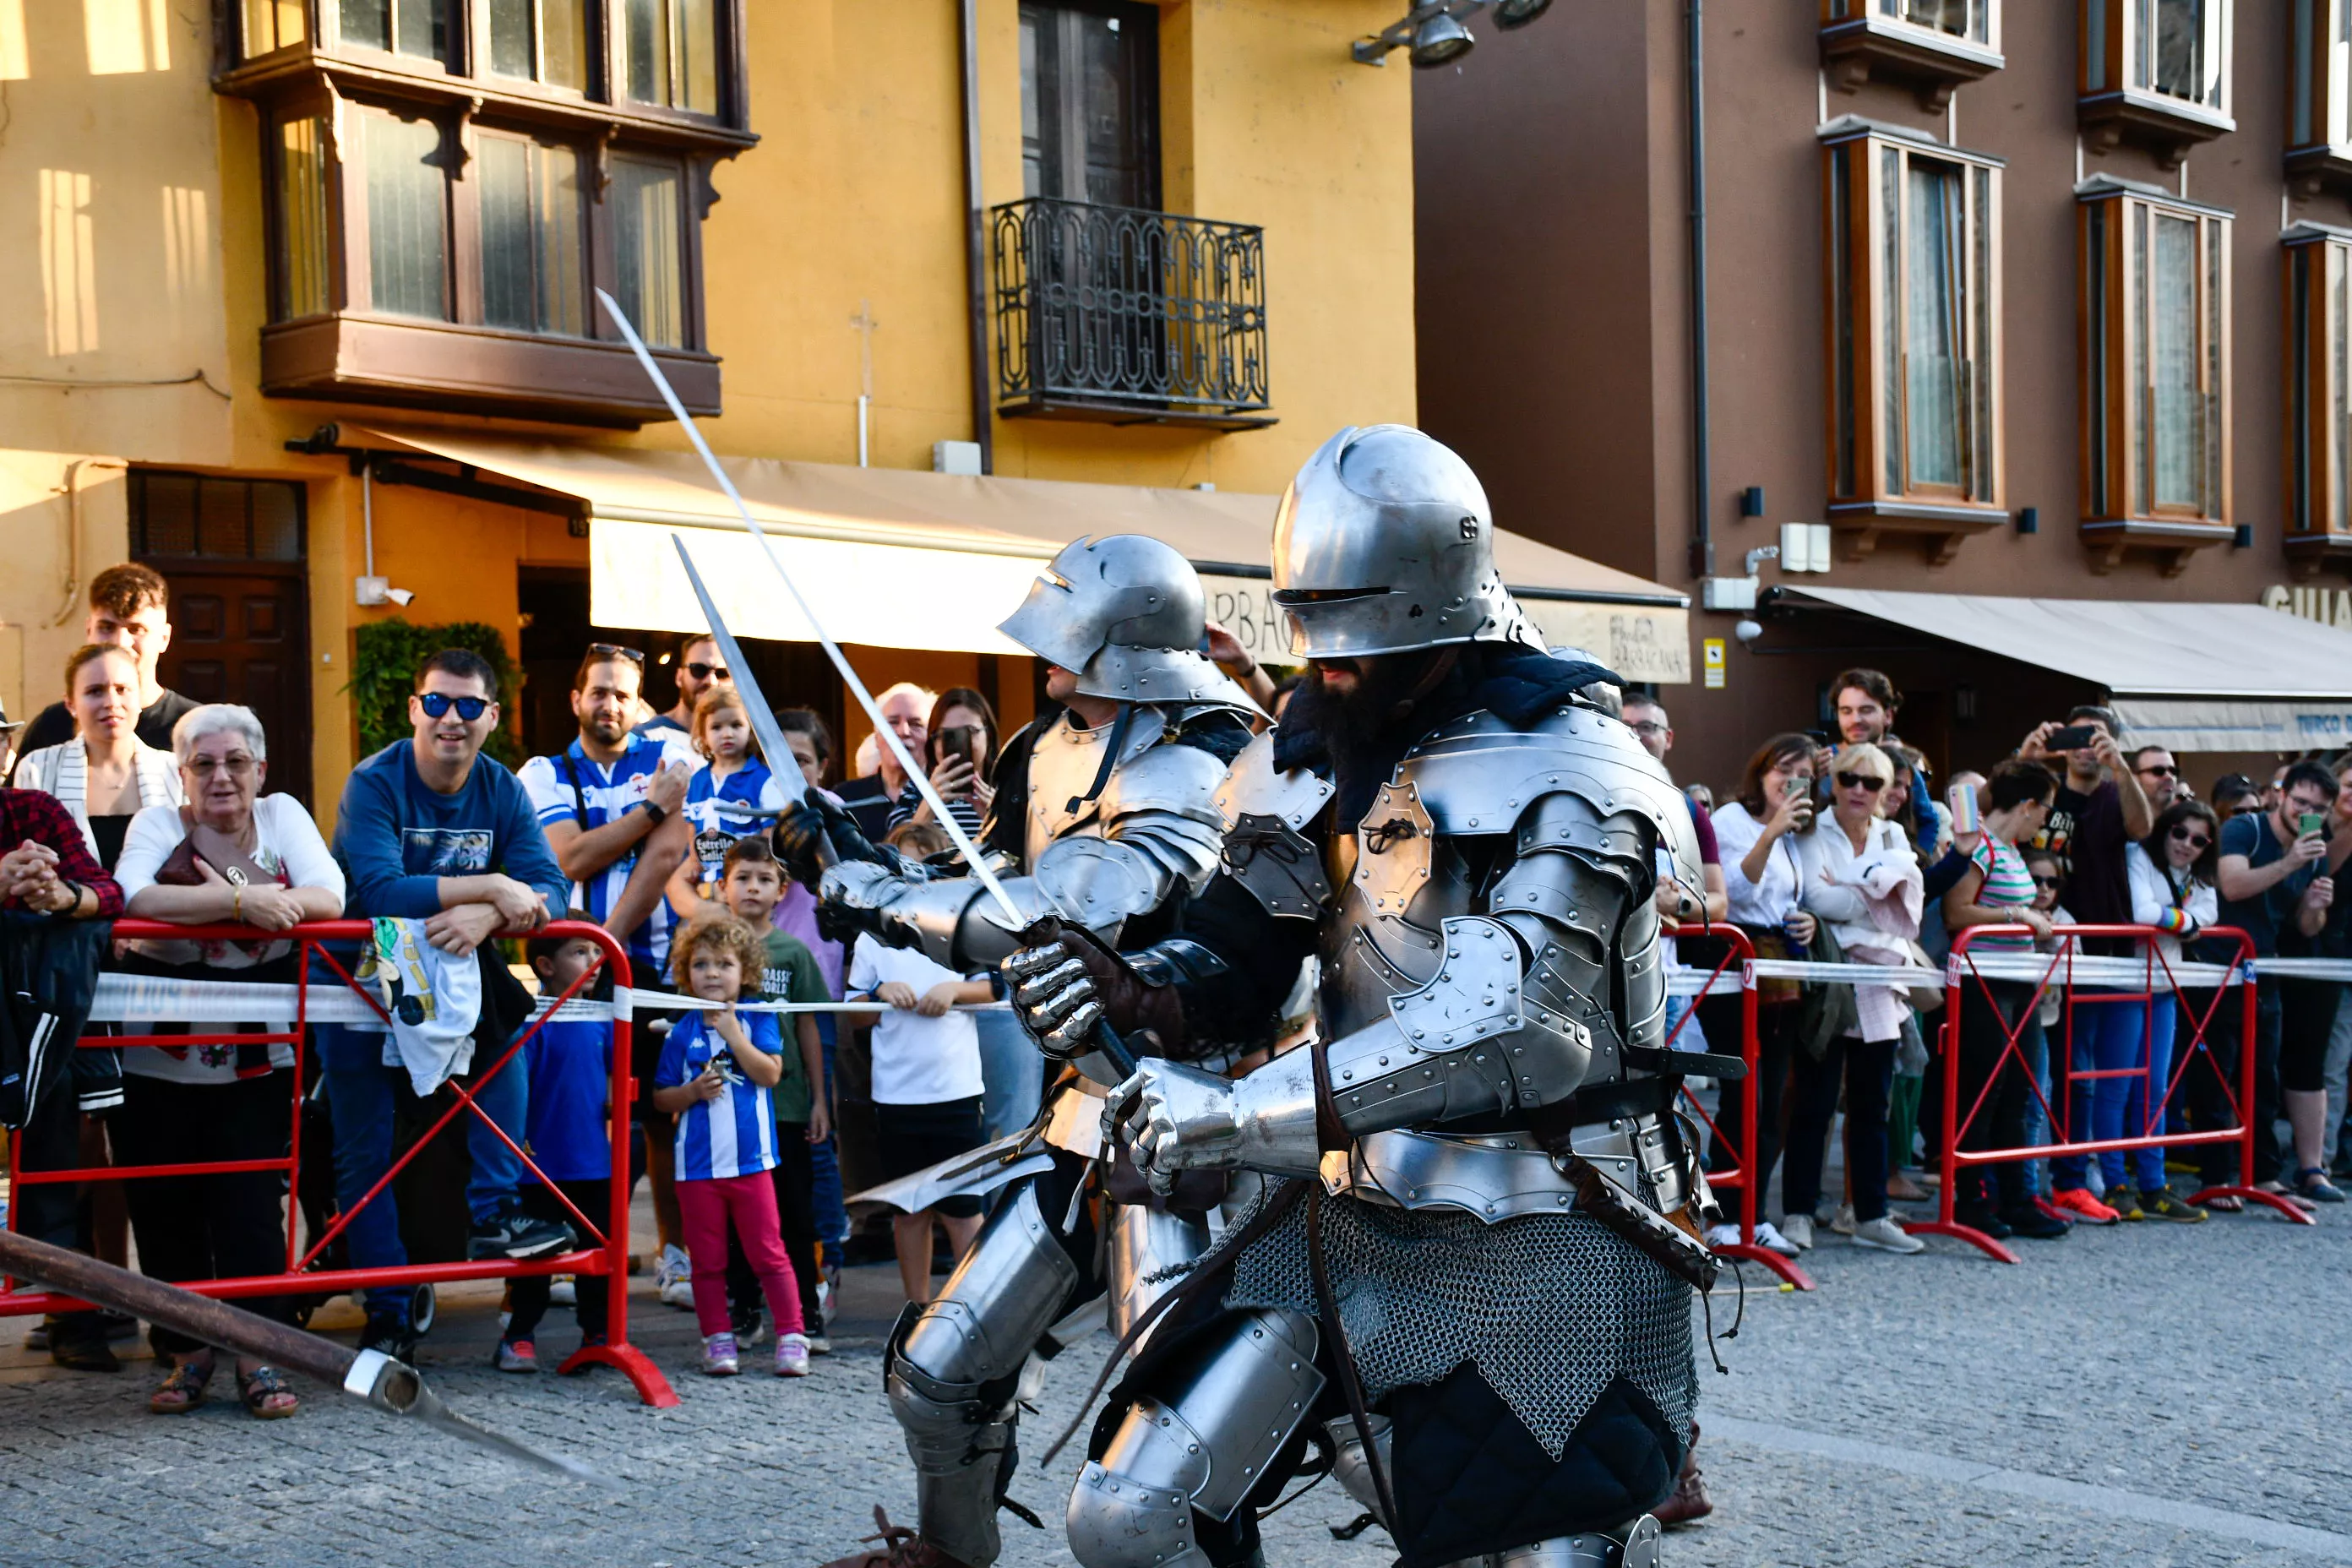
[2080,0,2233,167]
[1820,119,2003,564]
[1819,1,2003,112]
[2077,176,2232,574]
[219,0,750,426]
[2284,223,2352,573]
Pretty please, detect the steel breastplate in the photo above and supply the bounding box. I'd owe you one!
[1021,707,1168,867]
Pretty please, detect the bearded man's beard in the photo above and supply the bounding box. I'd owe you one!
[1285,648,1457,781]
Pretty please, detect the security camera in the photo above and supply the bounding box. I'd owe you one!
[1733,618,1763,645]
[385,586,416,607]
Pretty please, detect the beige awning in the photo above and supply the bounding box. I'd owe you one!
[1784,586,2352,750]
[351,424,1691,682]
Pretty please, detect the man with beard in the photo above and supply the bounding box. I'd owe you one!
[1001,426,1712,1568]
[520,645,699,1302]
[787,536,1262,1568]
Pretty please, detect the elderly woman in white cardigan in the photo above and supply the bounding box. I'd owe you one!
[109,703,343,1420]
[1781,741,1927,1256]
[10,643,182,871]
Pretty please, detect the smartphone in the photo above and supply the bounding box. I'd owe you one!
[1947,781,1980,836]
[2046,724,2100,752]
[2300,811,2326,839]
[1784,776,1814,825]
[936,725,982,770]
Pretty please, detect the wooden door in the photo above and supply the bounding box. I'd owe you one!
[154,565,313,807]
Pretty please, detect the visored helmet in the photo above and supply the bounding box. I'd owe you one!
[999,534,1260,710]
[1271,425,1536,659]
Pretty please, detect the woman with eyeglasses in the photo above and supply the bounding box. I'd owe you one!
[1778,743,1925,1254]
[110,704,346,1418]
[2113,800,2222,1222]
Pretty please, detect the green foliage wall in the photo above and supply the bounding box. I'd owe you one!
[346,619,523,768]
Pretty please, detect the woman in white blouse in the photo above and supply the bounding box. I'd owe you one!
[112,704,345,1422]
[1700,732,1821,1257]
[2113,798,2222,1222]
[12,643,182,870]
[1784,743,1925,1255]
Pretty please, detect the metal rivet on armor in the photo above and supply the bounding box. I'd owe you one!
[1441,1033,1453,1044]
[1342,1070,1353,1080]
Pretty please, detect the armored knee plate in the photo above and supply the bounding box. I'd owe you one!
[1440,1516,1663,1568]
[888,1181,1085,1568]
[1066,1309,1324,1568]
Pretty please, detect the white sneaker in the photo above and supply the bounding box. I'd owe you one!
[775,1332,811,1378]
[1851,1215,1925,1254]
[1702,1222,1740,1249]
[1751,1221,1802,1257]
[1830,1203,1857,1237]
[1780,1214,1815,1250]
[657,1244,694,1309]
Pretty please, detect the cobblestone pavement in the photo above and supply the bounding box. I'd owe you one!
[2,1184,2346,1568]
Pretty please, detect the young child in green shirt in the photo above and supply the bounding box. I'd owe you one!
[716,835,834,1349]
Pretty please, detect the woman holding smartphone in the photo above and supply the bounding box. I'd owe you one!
[1699,732,1821,1257]
[891,687,999,842]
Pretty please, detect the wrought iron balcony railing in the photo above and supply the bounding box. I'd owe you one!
[991,198,1273,429]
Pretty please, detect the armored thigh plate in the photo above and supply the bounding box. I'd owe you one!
[896,1179,1083,1390]
[1105,1202,1213,1347]
[1068,1306,1324,1568]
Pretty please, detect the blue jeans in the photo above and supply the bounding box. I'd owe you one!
[2088,997,2175,1192]
[316,1021,531,1324]
[2019,1013,2054,1197]
[808,1021,849,1263]
[2055,993,2140,1191]
[975,1010,1045,1144]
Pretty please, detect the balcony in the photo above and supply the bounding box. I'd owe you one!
[991,199,1274,431]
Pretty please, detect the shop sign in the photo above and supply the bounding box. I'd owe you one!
[2262,584,2352,628]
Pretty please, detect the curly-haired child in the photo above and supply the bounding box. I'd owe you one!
[651,913,809,1376]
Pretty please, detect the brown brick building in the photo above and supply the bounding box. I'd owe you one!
[1414,0,2352,794]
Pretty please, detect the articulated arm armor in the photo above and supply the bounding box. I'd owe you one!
[1115,705,1706,1216]
[820,707,1233,971]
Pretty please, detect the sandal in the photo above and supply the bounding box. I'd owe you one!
[240,1365,300,1420]
[2294,1167,2347,1204]
[149,1356,214,1415]
[2205,1193,2244,1212]
[2257,1179,2320,1212]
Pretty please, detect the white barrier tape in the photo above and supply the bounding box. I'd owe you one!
[635,994,1011,1014]
[1666,956,2261,996]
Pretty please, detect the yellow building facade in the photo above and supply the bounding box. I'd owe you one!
[2,0,1419,817]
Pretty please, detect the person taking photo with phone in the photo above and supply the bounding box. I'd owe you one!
[1699,732,1820,1258]
[889,687,999,842]
[2217,760,2352,1206]
[2015,706,2153,1223]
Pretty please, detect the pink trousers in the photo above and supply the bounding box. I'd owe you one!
[677,1171,805,1339]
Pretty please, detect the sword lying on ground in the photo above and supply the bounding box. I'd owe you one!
[0,1228,609,1484]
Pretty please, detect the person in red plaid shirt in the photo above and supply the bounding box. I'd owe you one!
[1,787,123,917]
[3,786,122,1372]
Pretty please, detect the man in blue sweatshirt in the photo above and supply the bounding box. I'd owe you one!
[322,648,576,1358]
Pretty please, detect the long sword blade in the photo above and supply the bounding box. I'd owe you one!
[596,287,1023,927]
[670,534,814,804]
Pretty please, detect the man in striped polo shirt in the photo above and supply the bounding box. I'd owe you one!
[520,642,699,1300]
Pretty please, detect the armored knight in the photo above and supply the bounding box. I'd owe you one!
[1004,427,1724,1568]
[790,534,1261,1568]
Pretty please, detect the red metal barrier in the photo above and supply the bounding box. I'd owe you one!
[2,918,678,1407]
[1665,924,1811,1290]
[1908,923,2313,1263]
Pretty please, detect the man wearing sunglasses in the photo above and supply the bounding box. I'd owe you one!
[636,634,730,742]
[2132,747,2183,814]
[324,648,578,1358]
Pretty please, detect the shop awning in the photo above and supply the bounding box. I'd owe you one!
[350,424,1692,683]
[1783,586,2352,752]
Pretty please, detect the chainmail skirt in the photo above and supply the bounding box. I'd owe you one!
[1220,1187,1696,1460]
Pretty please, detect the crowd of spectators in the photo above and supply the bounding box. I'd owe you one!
[1660,667,2352,1268]
[8,573,2352,1413]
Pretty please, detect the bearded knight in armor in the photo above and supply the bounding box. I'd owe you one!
[1000,427,1729,1568]
[789,534,1261,1568]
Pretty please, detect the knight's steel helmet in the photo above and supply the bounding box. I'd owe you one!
[999,534,1259,710]
[1271,425,1536,659]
